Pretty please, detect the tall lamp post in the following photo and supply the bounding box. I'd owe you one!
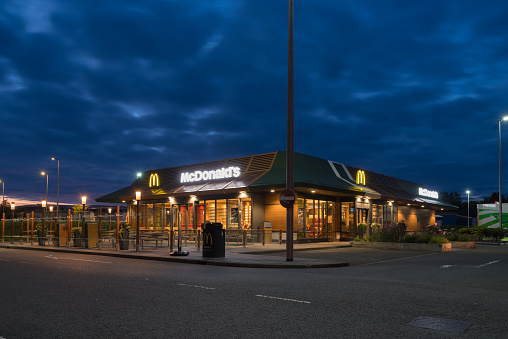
[10,203,15,244]
[466,190,470,228]
[51,158,60,220]
[42,200,46,245]
[499,117,508,229]
[81,196,86,248]
[135,191,141,252]
[1,180,4,217]
[41,172,48,214]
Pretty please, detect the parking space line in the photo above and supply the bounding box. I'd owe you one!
[358,253,437,266]
[178,283,215,290]
[256,294,311,304]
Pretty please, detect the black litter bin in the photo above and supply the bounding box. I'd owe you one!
[202,222,225,258]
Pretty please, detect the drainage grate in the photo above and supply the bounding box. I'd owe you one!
[406,316,471,333]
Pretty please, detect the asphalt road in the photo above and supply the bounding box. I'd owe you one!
[0,245,506,338]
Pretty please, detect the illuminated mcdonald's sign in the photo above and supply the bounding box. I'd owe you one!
[149,173,160,187]
[203,233,213,246]
[356,170,366,185]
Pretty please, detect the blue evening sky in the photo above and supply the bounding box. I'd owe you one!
[1,0,508,205]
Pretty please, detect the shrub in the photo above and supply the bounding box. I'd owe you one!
[429,236,449,244]
[458,228,471,235]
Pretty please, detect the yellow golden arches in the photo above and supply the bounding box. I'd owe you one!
[356,170,366,185]
[149,173,160,187]
[203,233,213,245]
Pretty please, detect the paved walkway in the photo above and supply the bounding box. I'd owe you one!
[0,241,352,268]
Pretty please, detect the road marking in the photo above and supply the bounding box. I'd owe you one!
[20,261,34,265]
[256,295,311,304]
[440,260,500,269]
[475,260,499,268]
[178,283,215,290]
[44,255,111,264]
[358,253,437,266]
[0,259,10,262]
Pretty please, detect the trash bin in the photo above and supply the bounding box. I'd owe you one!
[202,222,225,258]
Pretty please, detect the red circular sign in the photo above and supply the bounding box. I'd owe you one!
[279,189,297,208]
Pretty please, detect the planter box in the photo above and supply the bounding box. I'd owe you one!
[449,241,476,249]
[352,241,452,252]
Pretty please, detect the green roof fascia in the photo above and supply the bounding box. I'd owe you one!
[249,151,373,195]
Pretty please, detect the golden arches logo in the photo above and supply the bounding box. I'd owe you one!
[356,170,366,185]
[149,173,160,187]
[203,233,213,245]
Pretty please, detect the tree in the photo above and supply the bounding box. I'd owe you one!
[72,204,87,214]
[481,192,508,204]
[439,192,462,207]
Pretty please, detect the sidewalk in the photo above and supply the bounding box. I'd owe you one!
[0,241,352,268]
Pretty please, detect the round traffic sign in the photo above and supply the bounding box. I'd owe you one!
[279,189,297,208]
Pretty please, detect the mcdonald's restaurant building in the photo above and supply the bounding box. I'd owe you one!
[96,151,457,240]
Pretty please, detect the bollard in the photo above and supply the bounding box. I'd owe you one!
[197,230,201,250]
[280,230,282,245]
[262,229,265,246]
[170,229,174,252]
[243,230,246,247]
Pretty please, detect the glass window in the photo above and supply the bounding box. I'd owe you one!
[216,199,227,227]
[205,201,216,223]
[297,198,305,236]
[196,202,205,229]
[240,198,251,229]
[228,199,239,230]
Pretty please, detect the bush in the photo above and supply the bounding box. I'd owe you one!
[458,228,471,234]
[429,236,449,244]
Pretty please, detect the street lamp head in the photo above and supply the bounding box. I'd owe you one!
[49,206,53,212]
[503,116,508,121]
[82,196,87,205]
[51,157,59,161]
[11,203,15,210]
[136,172,142,178]
[466,190,470,194]
[108,208,112,213]
[41,172,46,176]
[42,200,46,208]
[135,191,141,201]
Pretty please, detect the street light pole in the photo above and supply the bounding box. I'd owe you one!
[286,0,294,262]
[136,191,141,252]
[41,172,48,214]
[81,196,86,249]
[499,117,508,229]
[52,158,60,220]
[466,190,470,228]
[10,203,15,244]
[1,180,4,217]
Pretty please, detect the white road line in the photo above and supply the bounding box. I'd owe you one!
[256,295,311,304]
[178,283,215,290]
[475,260,499,268]
[0,259,10,262]
[44,255,111,264]
[20,261,34,265]
[358,253,437,266]
[439,265,455,269]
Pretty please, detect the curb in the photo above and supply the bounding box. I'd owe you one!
[0,244,349,269]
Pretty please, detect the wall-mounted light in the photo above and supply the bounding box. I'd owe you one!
[311,190,316,193]
[356,197,362,202]
[270,189,275,193]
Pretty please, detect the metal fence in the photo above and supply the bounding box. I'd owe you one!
[1,215,295,249]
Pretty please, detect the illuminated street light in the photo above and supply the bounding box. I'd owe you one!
[0,179,4,217]
[466,190,471,228]
[51,158,60,220]
[81,196,86,249]
[136,191,141,252]
[41,172,48,214]
[10,203,15,244]
[499,116,508,229]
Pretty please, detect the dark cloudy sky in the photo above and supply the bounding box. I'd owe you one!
[2,0,508,206]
